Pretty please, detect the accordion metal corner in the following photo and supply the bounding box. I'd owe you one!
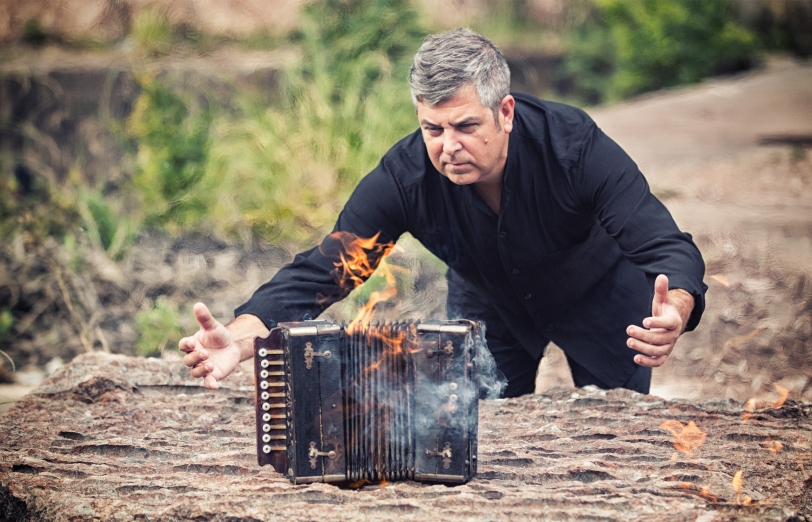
[253,320,481,485]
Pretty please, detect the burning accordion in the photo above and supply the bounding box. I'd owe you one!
[253,320,482,485]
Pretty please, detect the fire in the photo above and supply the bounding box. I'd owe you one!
[742,383,790,421]
[322,231,395,288]
[679,482,720,502]
[319,231,402,334]
[722,327,765,351]
[731,470,752,504]
[772,384,788,407]
[731,470,743,495]
[660,420,707,454]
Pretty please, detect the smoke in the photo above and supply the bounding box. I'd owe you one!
[472,322,507,400]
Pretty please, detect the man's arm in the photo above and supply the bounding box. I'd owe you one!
[179,303,269,390]
[181,150,413,389]
[575,125,707,334]
[626,274,694,368]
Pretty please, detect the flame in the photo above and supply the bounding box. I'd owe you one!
[742,383,790,421]
[348,479,370,489]
[346,264,399,334]
[324,231,394,288]
[769,441,783,453]
[722,327,765,351]
[318,231,401,333]
[772,384,788,407]
[732,470,743,495]
[709,274,730,287]
[731,470,753,504]
[660,420,707,453]
[679,482,720,502]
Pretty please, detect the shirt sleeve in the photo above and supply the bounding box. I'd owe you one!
[234,162,410,328]
[573,125,707,331]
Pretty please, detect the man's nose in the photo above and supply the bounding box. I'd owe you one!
[442,131,462,156]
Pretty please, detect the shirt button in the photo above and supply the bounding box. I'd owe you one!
[524,293,532,300]
[545,325,554,333]
[499,231,507,238]
[511,268,520,275]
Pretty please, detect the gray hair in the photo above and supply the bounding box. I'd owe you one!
[409,28,511,120]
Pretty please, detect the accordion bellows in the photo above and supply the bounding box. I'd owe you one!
[254,320,481,485]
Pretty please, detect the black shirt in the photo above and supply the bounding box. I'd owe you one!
[236,93,707,387]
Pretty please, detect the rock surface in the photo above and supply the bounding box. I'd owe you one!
[1,352,810,521]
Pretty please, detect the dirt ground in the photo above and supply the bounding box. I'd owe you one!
[2,56,811,414]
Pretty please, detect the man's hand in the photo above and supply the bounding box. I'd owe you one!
[178,303,268,390]
[626,274,694,368]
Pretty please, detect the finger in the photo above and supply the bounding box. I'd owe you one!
[204,374,220,390]
[634,353,668,367]
[652,274,669,316]
[627,336,671,358]
[627,325,677,346]
[193,302,220,332]
[190,361,214,378]
[178,336,199,353]
[642,314,679,331]
[183,350,209,368]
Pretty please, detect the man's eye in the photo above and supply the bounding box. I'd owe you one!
[425,127,443,136]
[458,123,477,132]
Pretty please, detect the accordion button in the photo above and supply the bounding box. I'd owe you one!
[262,434,271,443]
[262,445,271,453]
[262,403,270,411]
[260,381,269,389]
[260,370,269,379]
[262,424,271,432]
[260,360,269,368]
[263,413,271,422]
[261,392,270,400]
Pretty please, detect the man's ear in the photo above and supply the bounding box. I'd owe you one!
[499,95,515,134]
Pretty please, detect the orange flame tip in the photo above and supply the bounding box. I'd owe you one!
[659,420,707,453]
[772,384,788,408]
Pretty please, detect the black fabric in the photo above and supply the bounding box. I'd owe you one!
[565,353,651,394]
[446,268,545,398]
[236,92,707,390]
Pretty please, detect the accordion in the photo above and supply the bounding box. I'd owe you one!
[253,320,482,485]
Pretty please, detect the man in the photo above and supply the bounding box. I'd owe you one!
[179,28,706,398]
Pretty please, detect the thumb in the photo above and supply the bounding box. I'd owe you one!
[193,302,220,332]
[652,274,669,317]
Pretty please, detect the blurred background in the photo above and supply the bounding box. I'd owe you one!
[1,0,811,411]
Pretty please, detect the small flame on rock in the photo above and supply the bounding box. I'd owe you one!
[742,383,790,421]
[772,384,789,408]
[679,482,721,503]
[660,420,707,454]
[731,470,753,504]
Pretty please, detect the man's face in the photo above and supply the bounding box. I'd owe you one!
[417,86,514,187]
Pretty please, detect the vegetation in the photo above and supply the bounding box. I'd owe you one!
[560,0,759,104]
[135,296,185,357]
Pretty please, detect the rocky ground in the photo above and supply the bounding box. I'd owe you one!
[0,352,809,521]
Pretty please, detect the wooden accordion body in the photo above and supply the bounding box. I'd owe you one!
[254,320,481,485]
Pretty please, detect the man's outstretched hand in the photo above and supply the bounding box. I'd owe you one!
[178,303,268,390]
[626,274,694,368]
